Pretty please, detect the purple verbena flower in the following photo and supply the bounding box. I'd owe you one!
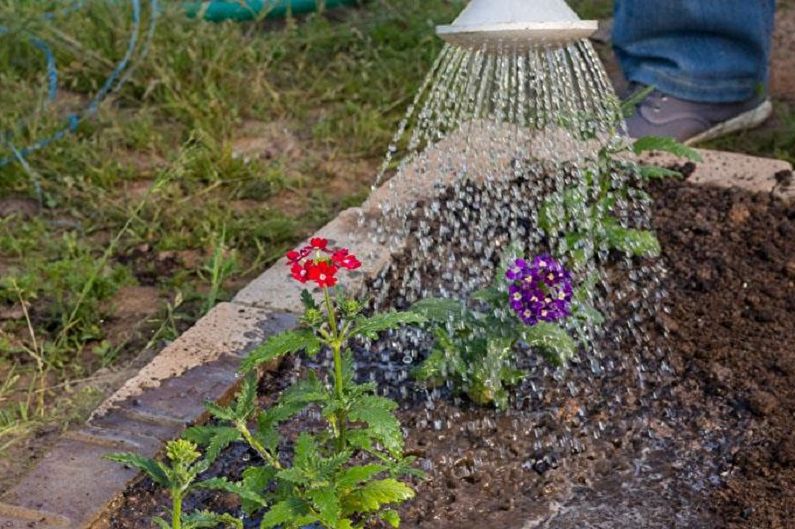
[505,254,573,325]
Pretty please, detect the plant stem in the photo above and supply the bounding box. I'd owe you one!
[172,489,182,529]
[323,288,347,449]
[237,420,282,470]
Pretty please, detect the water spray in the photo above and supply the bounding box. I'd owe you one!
[436,0,598,51]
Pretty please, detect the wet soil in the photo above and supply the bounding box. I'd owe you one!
[106,180,795,529]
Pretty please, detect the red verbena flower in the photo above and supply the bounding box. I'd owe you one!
[310,237,328,250]
[308,260,338,288]
[332,249,362,270]
[291,262,311,283]
[286,237,360,288]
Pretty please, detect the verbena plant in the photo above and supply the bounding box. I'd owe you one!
[110,237,425,529]
[410,129,700,408]
[410,250,599,408]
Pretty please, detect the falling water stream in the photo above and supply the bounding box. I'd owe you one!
[333,40,726,527]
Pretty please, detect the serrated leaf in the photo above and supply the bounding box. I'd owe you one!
[204,401,237,422]
[241,329,321,373]
[153,517,170,529]
[353,311,426,339]
[342,479,415,514]
[633,136,702,161]
[345,429,374,451]
[309,486,341,526]
[261,498,310,529]
[183,510,243,529]
[538,194,566,236]
[300,288,318,310]
[638,164,683,180]
[606,226,662,258]
[293,432,319,470]
[335,464,386,491]
[241,466,277,515]
[105,452,170,488]
[522,322,577,366]
[408,298,467,323]
[411,349,446,385]
[256,377,327,453]
[571,283,605,327]
[348,395,403,453]
[279,374,328,409]
[183,426,241,465]
[235,373,258,419]
[381,509,401,528]
[195,477,268,508]
[276,467,308,484]
[621,85,655,117]
[471,286,506,308]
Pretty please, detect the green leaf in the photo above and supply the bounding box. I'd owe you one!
[183,510,243,529]
[335,464,386,491]
[261,498,310,529]
[195,477,268,508]
[411,349,446,385]
[348,395,403,453]
[308,486,342,527]
[292,432,319,471]
[105,452,170,488]
[342,479,415,514]
[153,517,171,529]
[521,322,577,366]
[241,466,277,514]
[235,373,258,420]
[632,136,702,161]
[408,298,467,323]
[605,226,662,258]
[183,426,241,465]
[256,376,327,453]
[300,288,318,310]
[621,85,654,117]
[381,509,401,528]
[204,401,237,422]
[470,286,505,308]
[241,329,321,372]
[279,374,328,409]
[637,164,683,181]
[276,467,309,484]
[571,282,605,327]
[538,193,566,237]
[352,311,426,339]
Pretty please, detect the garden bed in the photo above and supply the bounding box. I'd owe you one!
[103,178,795,529]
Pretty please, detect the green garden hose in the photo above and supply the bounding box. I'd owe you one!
[183,0,359,22]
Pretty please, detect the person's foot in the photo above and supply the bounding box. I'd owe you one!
[622,85,772,144]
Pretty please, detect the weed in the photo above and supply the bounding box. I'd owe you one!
[200,228,238,314]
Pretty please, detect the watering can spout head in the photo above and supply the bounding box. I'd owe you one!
[436,0,598,51]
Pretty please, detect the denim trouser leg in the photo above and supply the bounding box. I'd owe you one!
[612,0,775,103]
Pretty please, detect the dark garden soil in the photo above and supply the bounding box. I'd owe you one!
[105,179,795,529]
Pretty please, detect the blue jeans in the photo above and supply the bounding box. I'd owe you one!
[612,0,775,103]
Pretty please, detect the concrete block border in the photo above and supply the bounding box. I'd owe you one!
[0,149,791,529]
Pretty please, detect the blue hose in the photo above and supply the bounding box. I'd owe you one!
[0,0,158,168]
[0,0,358,169]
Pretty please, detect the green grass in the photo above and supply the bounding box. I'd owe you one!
[0,0,463,462]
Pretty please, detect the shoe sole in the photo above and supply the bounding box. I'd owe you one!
[685,99,773,145]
